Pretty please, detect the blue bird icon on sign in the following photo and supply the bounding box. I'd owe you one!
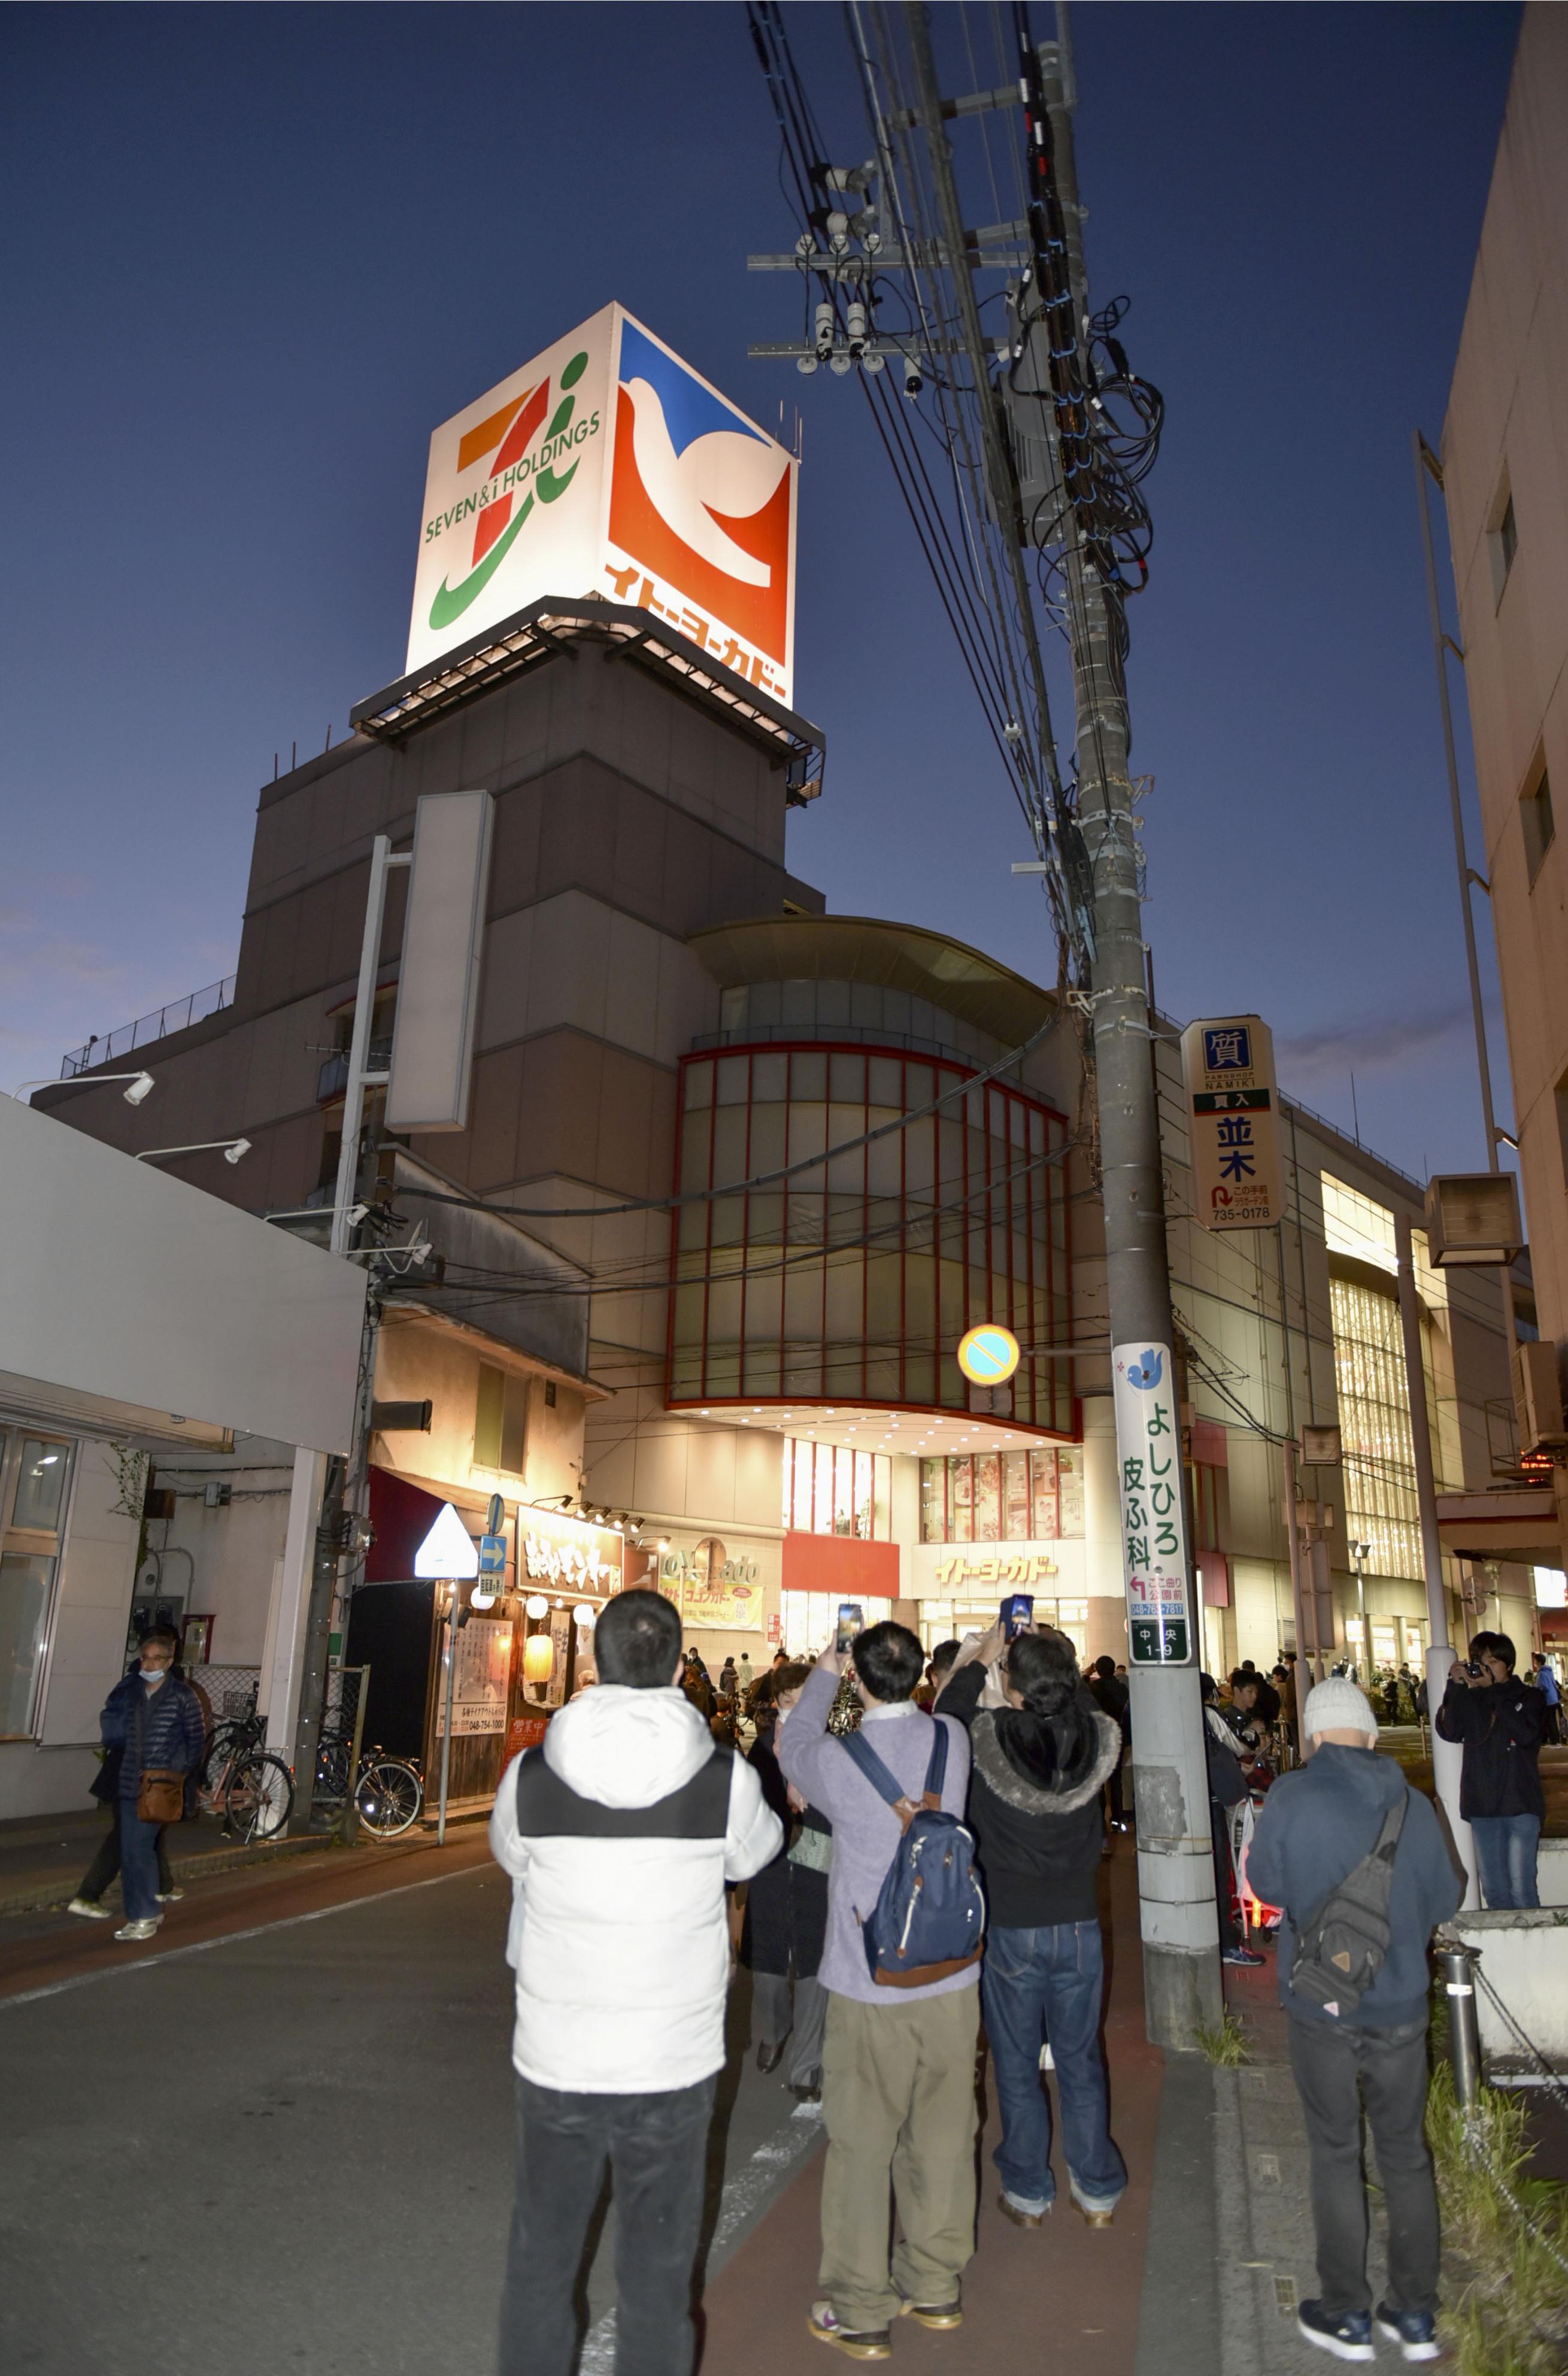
[1126,1350,1163,1390]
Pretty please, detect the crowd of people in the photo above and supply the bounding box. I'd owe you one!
[487,1601,1561,2371]
[72,1597,1557,2368]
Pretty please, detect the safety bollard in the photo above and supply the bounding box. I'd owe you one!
[1440,1940,1481,2109]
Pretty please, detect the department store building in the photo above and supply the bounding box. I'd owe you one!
[30,593,1534,1740]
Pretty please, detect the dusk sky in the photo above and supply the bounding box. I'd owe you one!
[1,3,1521,1183]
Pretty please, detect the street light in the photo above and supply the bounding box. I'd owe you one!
[6,1070,154,1105]
[134,1138,251,1165]
[1349,1539,1371,1680]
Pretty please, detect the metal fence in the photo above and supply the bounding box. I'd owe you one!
[181,1663,261,1729]
[313,1666,372,1842]
[62,974,236,1078]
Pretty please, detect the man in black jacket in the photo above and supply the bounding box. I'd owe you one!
[939,1623,1126,2232]
[1249,1677,1461,2365]
[1436,1630,1545,1908]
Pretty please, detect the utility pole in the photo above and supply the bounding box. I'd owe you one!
[1020,21,1222,2044]
[289,833,410,1829]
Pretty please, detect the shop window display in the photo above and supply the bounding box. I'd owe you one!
[919,1447,1084,1544]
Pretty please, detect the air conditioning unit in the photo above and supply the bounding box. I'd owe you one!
[1513,1340,1568,1453]
[1300,1424,1342,1466]
[1425,1172,1524,1266]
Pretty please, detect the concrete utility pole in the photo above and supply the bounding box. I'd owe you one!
[289,834,410,1829]
[1023,22,1223,2045]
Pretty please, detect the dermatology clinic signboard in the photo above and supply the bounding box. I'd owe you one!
[1179,1015,1282,1232]
[407,304,798,704]
[1112,1343,1192,1665]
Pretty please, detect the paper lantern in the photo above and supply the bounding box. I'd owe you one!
[523,1634,554,1689]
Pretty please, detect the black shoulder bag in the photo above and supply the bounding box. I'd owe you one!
[1288,1790,1408,2019]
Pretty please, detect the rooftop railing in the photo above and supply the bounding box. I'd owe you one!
[61,974,236,1078]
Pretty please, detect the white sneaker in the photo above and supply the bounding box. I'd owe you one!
[113,1917,162,1942]
[66,1897,113,1920]
[155,1887,184,1902]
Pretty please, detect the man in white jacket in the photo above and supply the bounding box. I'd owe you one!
[490,1588,781,2376]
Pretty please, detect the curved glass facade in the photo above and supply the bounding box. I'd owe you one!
[667,1042,1072,1432]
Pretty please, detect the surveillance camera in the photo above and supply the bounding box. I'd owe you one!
[903,356,924,398]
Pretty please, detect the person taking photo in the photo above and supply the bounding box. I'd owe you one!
[939,1620,1128,2231]
[1436,1631,1545,1908]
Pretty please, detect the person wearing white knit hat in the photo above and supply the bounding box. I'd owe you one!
[1248,1666,1461,2364]
[1300,1675,1378,1744]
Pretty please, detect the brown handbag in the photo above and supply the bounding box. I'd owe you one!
[138,1768,186,1823]
[133,1689,186,1824]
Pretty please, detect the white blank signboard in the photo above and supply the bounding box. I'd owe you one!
[386,789,495,1133]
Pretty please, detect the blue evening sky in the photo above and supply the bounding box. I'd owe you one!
[0,4,1520,1181]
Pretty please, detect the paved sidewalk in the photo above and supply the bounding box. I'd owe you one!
[0,1802,334,1917]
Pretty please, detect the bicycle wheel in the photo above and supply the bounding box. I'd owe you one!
[355,1759,422,1840]
[223,1753,294,1844]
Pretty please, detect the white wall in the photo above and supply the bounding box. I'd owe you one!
[0,1095,366,1454]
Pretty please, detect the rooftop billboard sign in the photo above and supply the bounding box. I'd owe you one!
[406,304,797,706]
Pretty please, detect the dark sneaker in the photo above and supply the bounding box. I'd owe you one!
[1375,2304,1441,2362]
[808,2301,890,2360]
[1297,2300,1374,2362]
[1222,1945,1266,1967]
[899,2288,962,2330]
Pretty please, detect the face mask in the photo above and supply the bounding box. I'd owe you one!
[141,1666,168,1684]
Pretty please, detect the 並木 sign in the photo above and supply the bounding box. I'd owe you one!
[1179,1015,1282,1232]
[1112,1342,1192,1665]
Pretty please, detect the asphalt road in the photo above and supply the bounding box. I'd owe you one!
[0,1847,823,2376]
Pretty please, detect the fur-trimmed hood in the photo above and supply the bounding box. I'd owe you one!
[970,1707,1123,1816]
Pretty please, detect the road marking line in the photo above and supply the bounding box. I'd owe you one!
[0,1858,486,2010]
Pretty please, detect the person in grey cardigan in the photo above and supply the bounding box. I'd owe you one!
[1247,1677,1462,2366]
[777,1622,975,2360]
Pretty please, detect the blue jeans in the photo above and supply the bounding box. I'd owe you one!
[981,1919,1127,2214]
[117,1801,165,1921]
[1470,1813,1540,1909]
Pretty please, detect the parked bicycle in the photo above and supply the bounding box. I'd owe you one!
[197,1686,294,1843]
[314,1728,424,1840]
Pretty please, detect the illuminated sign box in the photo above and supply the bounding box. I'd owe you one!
[407,304,798,706]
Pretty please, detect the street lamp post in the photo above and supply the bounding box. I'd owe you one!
[1350,1539,1370,1680]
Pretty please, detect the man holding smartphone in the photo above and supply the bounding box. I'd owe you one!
[1436,1631,1545,1908]
[777,1622,976,2359]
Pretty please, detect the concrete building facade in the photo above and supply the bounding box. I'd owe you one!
[31,593,1531,1750]
[1441,4,1568,1590]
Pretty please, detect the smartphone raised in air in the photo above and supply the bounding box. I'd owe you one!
[1002,1593,1035,1641]
[835,1603,865,1656]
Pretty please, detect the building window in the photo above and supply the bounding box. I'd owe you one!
[544,1381,557,1408]
[669,1043,1072,1429]
[0,1432,72,1739]
[1489,477,1518,605]
[919,1596,1088,1661]
[918,1447,1084,1542]
[475,1365,529,1476]
[1499,495,1518,578]
[1522,767,1555,886]
[782,1439,891,1539]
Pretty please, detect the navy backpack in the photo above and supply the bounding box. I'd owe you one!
[842,1722,986,1987]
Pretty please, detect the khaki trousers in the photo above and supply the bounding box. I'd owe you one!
[818,1983,980,2330]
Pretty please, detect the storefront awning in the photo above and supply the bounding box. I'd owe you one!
[1436,1487,1560,1566]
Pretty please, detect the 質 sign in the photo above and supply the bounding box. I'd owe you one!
[1179,1015,1282,1232]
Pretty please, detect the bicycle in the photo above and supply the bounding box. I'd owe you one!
[198,1693,294,1844]
[315,1728,424,1840]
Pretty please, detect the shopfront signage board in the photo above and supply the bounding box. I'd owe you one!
[517,1509,624,1596]
[1179,1016,1282,1232]
[1112,1342,1192,1665]
[407,304,798,705]
[433,1617,514,1736]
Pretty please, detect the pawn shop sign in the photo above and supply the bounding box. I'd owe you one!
[1179,1016,1283,1232]
[957,1323,1020,1386]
